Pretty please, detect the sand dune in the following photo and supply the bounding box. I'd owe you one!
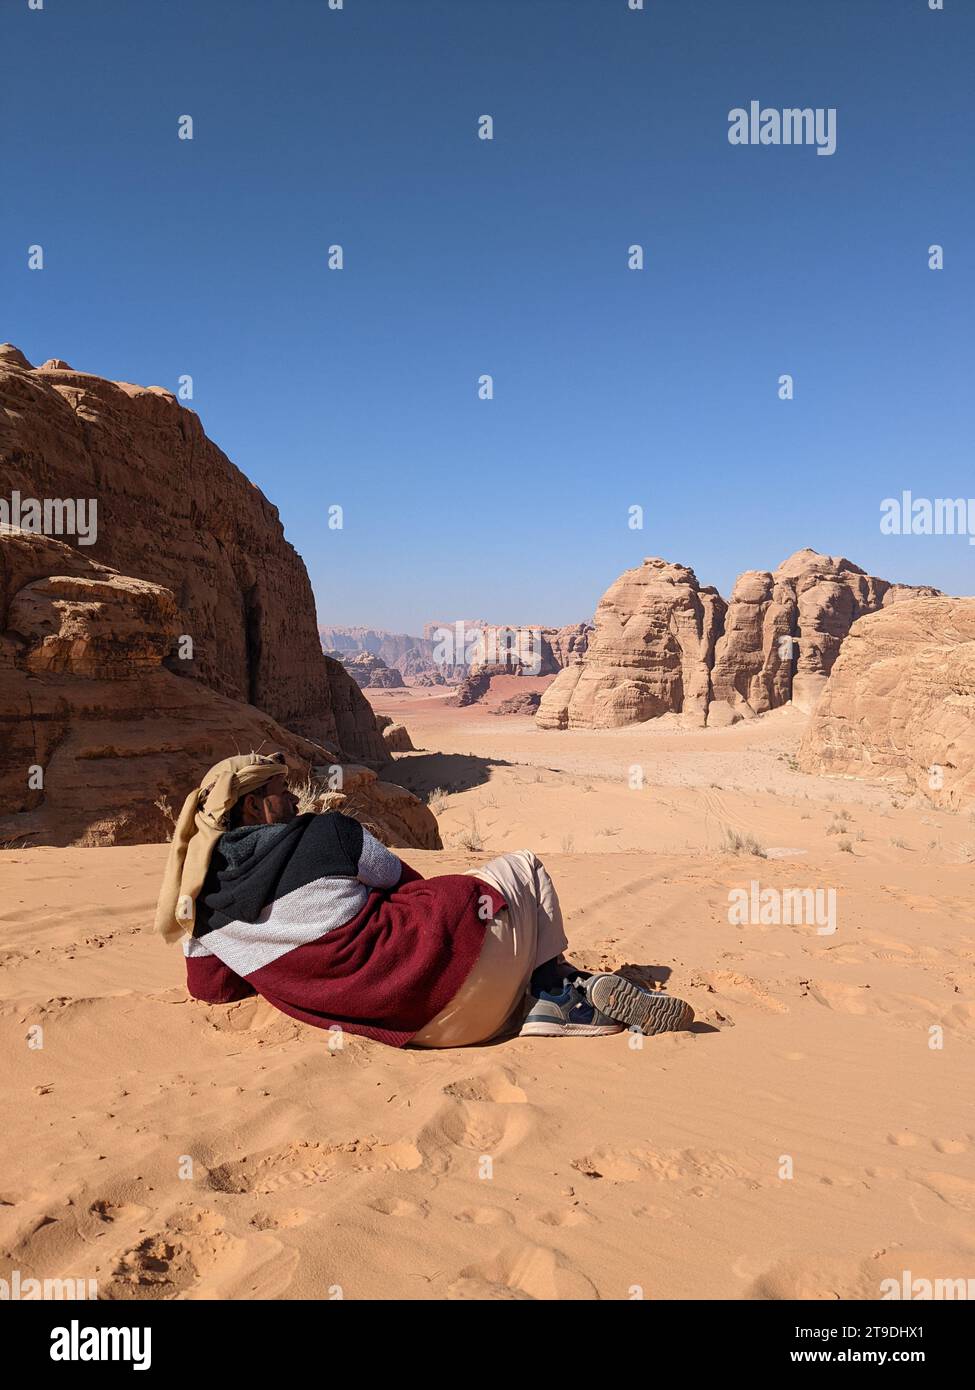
[2,706,974,1300]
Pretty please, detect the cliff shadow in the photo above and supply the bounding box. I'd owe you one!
[382,751,513,799]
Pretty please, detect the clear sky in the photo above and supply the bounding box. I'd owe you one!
[3,0,972,632]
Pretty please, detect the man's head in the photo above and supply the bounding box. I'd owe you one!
[227,773,300,828]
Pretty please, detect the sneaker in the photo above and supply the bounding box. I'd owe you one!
[582,973,694,1036]
[519,979,624,1037]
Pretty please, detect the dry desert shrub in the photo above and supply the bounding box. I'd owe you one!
[291,776,327,815]
[427,787,450,815]
[153,796,177,842]
[456,815,483,852]
[722,827,767,858]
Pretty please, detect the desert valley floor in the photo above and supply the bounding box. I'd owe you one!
[2,689,974,1300]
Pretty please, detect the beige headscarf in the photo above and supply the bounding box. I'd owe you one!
[154,752,290,943]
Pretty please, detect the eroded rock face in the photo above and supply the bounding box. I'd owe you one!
[319,765,440,848]
[543,622,591,670]
[536,559,726,729]
[493,691,542,716]
[0,529,436,848]
[0,347,385,760]
[328,651,406,689]
[798,597,975,807]
[381,723,415,753]
[709,549,940,721]
[453,665,508,707]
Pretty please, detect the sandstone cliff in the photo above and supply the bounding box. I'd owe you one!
[0,528,437,848]
[537,549,942,732]
[710,549,941,723]
[798,596,975,808]
[0,345,384,761]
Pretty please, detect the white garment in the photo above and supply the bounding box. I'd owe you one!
[411,851,569,1048]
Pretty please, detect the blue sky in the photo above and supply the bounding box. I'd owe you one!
[2,0,972,631]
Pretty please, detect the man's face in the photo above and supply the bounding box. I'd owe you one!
[242,774,299,825]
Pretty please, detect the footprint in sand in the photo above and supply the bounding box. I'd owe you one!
[442,1066,527,1105]
[693,970,790,1015]
[208,1137,422,1195]
[204,997,303,1044]
[887,1131,920,1147]
[911,1171,975,1212]
[102,1209,240,1301]
[454,1206,513,1226]
[446,1242,598,1300]
[367,1196,430,1219]
[536,1207,589,1227]
[416,1094,535,1175]
[747,1249,975,1301]
[572,1146,751,1185]
[249,1208,311,1230]
[932,1137,968,1154]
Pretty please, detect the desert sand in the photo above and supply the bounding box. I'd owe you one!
[2,696,974,1300]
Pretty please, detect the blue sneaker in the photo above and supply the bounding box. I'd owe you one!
[583,973,694,1035]
[519,979,624,1037]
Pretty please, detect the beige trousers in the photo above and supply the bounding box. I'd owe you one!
[410,851,569,1048]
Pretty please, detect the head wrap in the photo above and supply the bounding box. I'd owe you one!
[154,752,289,943]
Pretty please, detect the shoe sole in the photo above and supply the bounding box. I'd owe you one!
[586,977,694,1035]
[519,1021,624,1037]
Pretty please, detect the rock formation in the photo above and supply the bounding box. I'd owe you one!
[537,549,942,731]
[536,559,726,730]
[0,527,437,848]
[494,691,542,716]
[709,549,941,723]
[543,622,592,670]
[380,723,415,753]
[321,621,590,685]
[320,627,455,685]
[0,346,385,761]
[326,650,406,689]
[452,665,510,707]
[798,596,975,807]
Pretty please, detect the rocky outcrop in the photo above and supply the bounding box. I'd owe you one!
[798,597,975,807]
[0,528,437,848]
[494,691,542,716]
[328,651,406,689]
[543,622,591,670]
[317,765,439,847]
[536,559,726,729]
[322,621,590,684]
[709,549,940,723]
[452,665,509,707]
[537,549,943,732]
[321,627,456,684]
[0,346,385,761]
[381,723,415,753]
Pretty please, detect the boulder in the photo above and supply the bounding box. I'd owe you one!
[334,651,406,689]
[493,691,542,716]
[453,665,510,707]
[381,722,415,753]
[798,596,975,808]
[317,765,440,848]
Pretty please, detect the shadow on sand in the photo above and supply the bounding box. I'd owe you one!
[382,750,514,799]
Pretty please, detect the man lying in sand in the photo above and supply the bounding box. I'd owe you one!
[155,752,694,1047]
